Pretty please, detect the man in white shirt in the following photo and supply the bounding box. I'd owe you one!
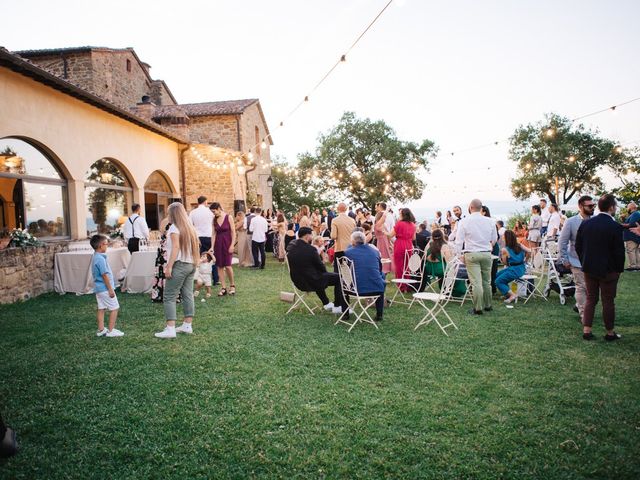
[454,199,498,315]
[123,203,150,254]
[540,199,551,236]
[249,207,269,269]
[546,203,562,239]
[189,196,214,254]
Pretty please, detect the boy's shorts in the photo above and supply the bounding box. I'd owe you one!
[96,291,120,311]
[194,271,212,287]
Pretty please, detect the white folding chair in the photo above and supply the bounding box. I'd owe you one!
[335,256,380,332]
[412,258,460,335]
[514,247,547,304]
[389,248,424,308]
[284,255,318,316]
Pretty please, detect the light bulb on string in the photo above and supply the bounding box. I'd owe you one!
[614,146,623,154]
[545,128,555,138]
[568,155,576,162]
[261,141,267,150]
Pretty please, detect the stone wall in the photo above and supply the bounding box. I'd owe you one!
[239,103,272,209]
[23,49,176,109]
[25,52,93,89]
[189,116,239,149]
[183,148,242,213]
[91,50,152,109]
[0,242,69,304]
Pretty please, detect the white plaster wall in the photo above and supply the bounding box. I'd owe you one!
[0,68,182,238]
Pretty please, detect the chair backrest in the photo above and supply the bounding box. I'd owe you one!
[403,248,424,279]
[337,256,358,296]
[440,258,461,299]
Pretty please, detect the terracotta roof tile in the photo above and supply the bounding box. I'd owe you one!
[177,99,258,117]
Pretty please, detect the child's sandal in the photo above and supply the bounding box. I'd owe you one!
[229,285,236,295]
[218,288,228,297]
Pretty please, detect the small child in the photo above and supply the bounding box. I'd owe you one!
[90,234,124,337]
[194,252,215,299]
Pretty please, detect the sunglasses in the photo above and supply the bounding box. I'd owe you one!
[583,204,595,208]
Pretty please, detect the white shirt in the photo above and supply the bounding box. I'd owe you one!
[123,213,149,240]
[166,224,194,264]
[541,207,551,227]
[189,205,214,237]
[454,212,498,253]
[385,211,395,232]
[547,212,562,237]
[249,215,269,243]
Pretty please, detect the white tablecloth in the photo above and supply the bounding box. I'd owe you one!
[121,250,157,294]
[54,247,130,294]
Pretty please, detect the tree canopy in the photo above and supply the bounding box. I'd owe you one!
[296,112,437,210]
[509,113,638,205]
[271,158,331,215]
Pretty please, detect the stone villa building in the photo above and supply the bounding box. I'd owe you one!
[0,45,273,240]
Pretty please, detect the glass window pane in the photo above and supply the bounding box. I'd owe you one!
[0,138,62,179]
[85,187,130,236]
[85,159,129,186]
[23,182,68,237]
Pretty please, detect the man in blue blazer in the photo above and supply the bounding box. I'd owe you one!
[344,230,387,321]
[575,194,625,341]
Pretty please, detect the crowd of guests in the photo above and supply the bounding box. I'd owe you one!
[283,195,640,341]
[89,191,639,343]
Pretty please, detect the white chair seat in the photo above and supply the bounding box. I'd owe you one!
[413,292,440,301]
[391,278,419,284]
[520,274,538,280]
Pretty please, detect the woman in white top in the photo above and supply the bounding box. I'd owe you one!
[527,204,543,248]
[155,202,199,339]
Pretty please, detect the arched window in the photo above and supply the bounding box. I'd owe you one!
[84,159,132,236]
[144,170,174,230]
[0,137,68,238]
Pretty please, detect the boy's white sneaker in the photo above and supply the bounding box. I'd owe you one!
[154,326,176,339]
[96,328,108,337]
[106,328,124,337]
[323,302,335,311]
[175,323,193,334]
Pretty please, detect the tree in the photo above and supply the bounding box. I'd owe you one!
[271,158,331,215]
[509,113,638,205]
[297,112,437,210]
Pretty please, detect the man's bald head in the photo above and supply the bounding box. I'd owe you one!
[469,199,483,212]
[337,203,347,213]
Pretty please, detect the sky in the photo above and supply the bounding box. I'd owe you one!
[3,0,640,218]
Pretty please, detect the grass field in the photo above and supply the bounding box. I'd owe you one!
[1,259,639,479]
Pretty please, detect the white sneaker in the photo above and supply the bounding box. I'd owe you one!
[106,328,124,337]
[175,323,193,334]
[332,306,343,315]
[154,326,176,339]
[323,302,335,311]
[96,327,108,337]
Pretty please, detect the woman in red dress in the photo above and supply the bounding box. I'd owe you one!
[387,208,417,291]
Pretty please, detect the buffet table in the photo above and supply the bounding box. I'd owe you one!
[54,247,130,294]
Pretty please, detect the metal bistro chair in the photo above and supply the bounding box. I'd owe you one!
[389,248,424,308]
[283,255,319,316]
[413,258,461,335]
[335,256,380,332]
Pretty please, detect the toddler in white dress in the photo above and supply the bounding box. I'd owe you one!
[194,252,215,299]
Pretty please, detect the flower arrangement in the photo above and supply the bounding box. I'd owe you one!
[9,228,42,248]
[110,227,124,239]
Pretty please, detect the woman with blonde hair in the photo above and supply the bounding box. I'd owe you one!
[299,205,311,228]
[155,202,199,339]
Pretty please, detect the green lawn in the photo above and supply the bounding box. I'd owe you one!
[1,259,639,479]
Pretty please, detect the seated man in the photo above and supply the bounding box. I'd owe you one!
[286,227,346,314]
[416,222,431,251]
[344,231,386,322]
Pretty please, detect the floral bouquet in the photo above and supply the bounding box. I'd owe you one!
[110,227,124,239]
[9,228,42,248]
